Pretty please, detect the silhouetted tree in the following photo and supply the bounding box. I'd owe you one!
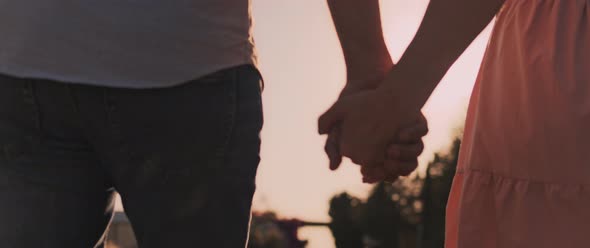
[327,133,463,248]
[248,212,289,248]
[363,183,400,248]
[421,138,460,248]
[328,193,364,248]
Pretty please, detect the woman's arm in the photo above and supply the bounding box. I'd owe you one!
[380,0,506,110]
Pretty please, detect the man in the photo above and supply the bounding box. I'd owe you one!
[0,1,427,247]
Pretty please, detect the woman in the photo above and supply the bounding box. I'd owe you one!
[320,0,590,247]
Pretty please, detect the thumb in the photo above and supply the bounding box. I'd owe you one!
[318,101,346,134]
[325,128,343,170]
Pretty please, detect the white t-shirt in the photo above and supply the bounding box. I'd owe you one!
[0,0,257,88]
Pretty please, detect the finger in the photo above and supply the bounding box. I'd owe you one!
[349,156,374,167]
[386,142,425,161]
[383,159,400,176]
[318,102,346,134]
[325,140,342,171]
[397,118,429,143]
[397,159,419,177]
[325,128,343,170]
[382,161,400,183]
[384,157,418,177]
[361,165,386,184]
[360,166,373,183]
[345,146,384,167]
[371,166,388,183]
[383,173,400,183]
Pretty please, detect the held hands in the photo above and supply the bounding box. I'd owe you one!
[323,0,431,184]
[320,84,427,183]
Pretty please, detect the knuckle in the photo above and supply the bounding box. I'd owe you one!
[399,168,415,177]
[399,170,412,176]
[417,144,425,154]
[399,164,417,176]
[415,143,425,153]
[385,175,399,183]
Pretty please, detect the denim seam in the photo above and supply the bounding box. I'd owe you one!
[102,89,136,191]
[213,69,239,170]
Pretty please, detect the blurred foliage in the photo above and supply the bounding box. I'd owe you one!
[421,138,460,248]
[329,193,364,248]
[248,212,308,248]
[106,135,461,248]
[329,136,461,248]
[248,135,461,248]
[249,212,289,248]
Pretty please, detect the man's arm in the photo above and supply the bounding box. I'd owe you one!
[324,0,392,172]
[327,0,393,89]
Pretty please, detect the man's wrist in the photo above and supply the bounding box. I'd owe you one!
[345,55,393,83]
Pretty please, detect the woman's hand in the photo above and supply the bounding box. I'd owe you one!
[361,114,428,183]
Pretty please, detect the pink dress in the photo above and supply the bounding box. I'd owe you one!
[446,1,590,247]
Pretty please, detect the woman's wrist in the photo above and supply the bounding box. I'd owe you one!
[376,63,440,113]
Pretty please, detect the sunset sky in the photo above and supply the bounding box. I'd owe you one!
[249,0,494,246]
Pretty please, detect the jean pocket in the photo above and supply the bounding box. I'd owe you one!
[102,70,240,190]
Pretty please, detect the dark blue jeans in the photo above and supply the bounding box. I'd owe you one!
[0,65,263,248]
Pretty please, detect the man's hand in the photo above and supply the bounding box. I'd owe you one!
[319,86,422,170]
[323,83,384,171]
